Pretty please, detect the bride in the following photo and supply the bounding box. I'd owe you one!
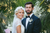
[12,6,25,33]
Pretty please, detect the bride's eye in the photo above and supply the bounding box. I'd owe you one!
[19,12,21,13]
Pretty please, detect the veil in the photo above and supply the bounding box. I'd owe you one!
[12,6,25,33]
[13,6,25,23]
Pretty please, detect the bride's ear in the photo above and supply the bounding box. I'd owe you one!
[16,13,17,15]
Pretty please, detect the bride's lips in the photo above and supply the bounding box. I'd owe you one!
[20,16,23,17]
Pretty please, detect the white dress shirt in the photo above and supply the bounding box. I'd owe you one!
[26,13,33,28]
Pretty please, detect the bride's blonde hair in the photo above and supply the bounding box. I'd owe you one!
[14,6,25,14]
[13,6,25,22]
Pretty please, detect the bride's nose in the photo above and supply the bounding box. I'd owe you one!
[20,13,24,16]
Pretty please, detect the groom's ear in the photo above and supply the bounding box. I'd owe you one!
[33,7,34,10]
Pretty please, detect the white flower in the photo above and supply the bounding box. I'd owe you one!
[29,19,33,22]
[33,1,45,18]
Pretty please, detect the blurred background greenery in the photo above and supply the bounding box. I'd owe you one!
[0,0,50,33]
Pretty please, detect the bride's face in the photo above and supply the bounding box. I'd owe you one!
[16,9,24,19]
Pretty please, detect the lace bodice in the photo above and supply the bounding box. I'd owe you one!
[12,18,25,33]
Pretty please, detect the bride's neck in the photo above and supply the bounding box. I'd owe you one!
[17,17,21,20]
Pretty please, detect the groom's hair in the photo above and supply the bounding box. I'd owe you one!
[25,2,34,8]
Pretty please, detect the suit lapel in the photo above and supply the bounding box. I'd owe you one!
[24,18,26,29]
[24,18,27,33]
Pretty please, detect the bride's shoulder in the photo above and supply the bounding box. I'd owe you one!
[13,18,21,25]
[16,18,21,20]
[14,18,21,24]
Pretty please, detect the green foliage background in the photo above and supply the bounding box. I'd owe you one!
[0,0,50,33]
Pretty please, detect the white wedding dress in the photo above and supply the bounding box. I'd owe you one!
[12,18,25,33]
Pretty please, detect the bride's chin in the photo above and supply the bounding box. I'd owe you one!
[20,17,23,18]
[20,18,22,19]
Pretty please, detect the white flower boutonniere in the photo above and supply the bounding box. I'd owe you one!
[29,19,33,23]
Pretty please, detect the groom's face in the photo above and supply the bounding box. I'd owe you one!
[25,4,33,14]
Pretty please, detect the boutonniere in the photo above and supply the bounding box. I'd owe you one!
[29,19,33,23]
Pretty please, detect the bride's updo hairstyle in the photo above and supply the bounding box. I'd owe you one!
[14,6,25,15]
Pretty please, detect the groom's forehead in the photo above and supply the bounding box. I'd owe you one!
[26,4,32,5]
[25,4,32,7]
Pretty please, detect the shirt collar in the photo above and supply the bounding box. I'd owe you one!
[27,13,33,17]
[30,13,33,17]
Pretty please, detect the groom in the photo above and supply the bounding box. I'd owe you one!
[22,2,41,33]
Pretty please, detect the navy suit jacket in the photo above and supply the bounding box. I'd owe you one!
[22,14,41,33]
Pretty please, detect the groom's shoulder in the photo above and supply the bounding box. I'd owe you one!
[22,18,26,21]
[33,15,39,20]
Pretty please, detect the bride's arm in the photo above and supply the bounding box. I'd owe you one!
[16,25,21,33]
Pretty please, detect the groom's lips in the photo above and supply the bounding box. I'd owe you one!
[27,11,30,12]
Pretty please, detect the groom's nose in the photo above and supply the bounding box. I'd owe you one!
[27,8,30,10]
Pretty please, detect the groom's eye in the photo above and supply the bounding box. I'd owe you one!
[22,12,24,14]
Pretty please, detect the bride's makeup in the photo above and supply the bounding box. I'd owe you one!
[16,9,24,19]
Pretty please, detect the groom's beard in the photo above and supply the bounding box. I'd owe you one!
[26,10,32,14]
